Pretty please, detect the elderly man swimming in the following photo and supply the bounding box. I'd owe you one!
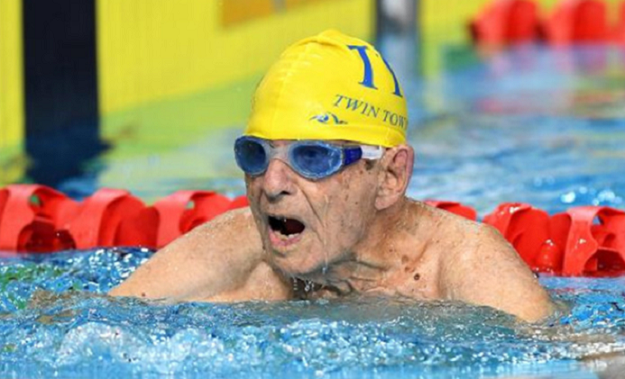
[111,30,554,322]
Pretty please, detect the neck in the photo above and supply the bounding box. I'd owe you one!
[305,197,431,295]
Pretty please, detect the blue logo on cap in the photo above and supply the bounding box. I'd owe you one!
[310,112,347,125]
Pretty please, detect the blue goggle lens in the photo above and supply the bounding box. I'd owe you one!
[234,138,268,176]
[234,137,359,180]
[290,144,342,179]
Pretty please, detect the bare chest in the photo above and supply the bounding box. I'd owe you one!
[374,254,442,300]
[292,253,443,301]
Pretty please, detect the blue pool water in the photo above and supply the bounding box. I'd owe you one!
[2,248,625,378]
[2,44,625,378]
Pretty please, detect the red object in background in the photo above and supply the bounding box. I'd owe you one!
[64,189,146,249]
[541,0,609,44]
[551,206,625,276]
[116,207,159,248]
[470,0,539,45]
[228,195,249,210]
[574,0,609,41]
[0,185,248,252]
[3,184,625,278]
[0,185,76,252]
[153,191,232,247]
[613,1,625,42]
[533,238,565,273]
[482,203,554,270]
[178,192,231,235]
[424,200,477,221]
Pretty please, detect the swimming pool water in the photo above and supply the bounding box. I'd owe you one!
[1,248,625,378]
[3,44,625,378]
[407,45,625,216]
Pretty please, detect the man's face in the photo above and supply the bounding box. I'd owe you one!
[245,140,380,278]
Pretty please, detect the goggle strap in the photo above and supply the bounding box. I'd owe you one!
[360,145,384,160]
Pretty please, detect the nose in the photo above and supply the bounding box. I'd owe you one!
[261,158,297,201]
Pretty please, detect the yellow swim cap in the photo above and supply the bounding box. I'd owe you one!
[245,30,407,147]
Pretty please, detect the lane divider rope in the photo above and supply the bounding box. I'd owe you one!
[470,0,625,46]
[1,184,624,277]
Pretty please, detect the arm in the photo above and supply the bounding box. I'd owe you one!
[441,224,555,322]
[109,208,290,302]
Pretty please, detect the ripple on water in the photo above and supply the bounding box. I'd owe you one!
[0,249,623,378]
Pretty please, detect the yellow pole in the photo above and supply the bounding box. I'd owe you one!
[0,0,25,185]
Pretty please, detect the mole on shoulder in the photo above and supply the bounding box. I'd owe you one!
[413,273,421,281]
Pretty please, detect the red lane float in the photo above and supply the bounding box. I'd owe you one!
[0,185,248,253]
[471,0,623,45]
[541,0,609,45]
[470,0,539,45]
[1,184,625,277]
[482,203,625,276]
[554,207,625,275]
[483,203,555,272]
[0,185,76,252]
[152,191,244,247]
[65,189,145,249]
[615,1,625,42]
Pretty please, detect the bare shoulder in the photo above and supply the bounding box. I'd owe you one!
[446,221,520,266]
[438,216,555,322]
[109,207,267,300]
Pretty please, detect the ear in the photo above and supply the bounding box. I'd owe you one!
[375,144,414,210]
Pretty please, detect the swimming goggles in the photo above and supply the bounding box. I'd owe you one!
[234,136,384,180]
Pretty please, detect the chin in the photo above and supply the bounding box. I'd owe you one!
[267,244,327,277]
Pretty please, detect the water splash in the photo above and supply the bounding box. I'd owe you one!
[0,249,623,378]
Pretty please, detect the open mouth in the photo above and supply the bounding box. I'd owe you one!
[268,215,306,237]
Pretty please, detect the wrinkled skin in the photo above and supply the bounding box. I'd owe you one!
[111,142,556,322]
[246,141,380,280]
